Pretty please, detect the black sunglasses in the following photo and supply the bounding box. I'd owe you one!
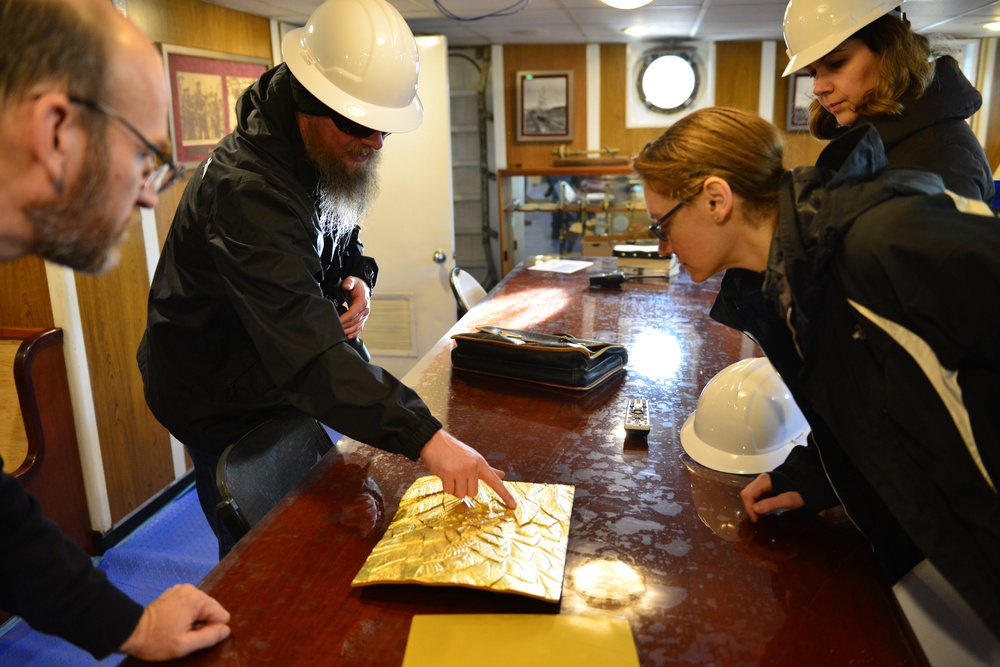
[69,96,185,194]
[648,200,688,242]
[328,108,390,140]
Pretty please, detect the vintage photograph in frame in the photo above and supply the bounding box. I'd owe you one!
[786,71,813,132]
[161,44,271,166]
[515,70,573,142]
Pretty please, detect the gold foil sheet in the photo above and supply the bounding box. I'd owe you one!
[352,476,575,602]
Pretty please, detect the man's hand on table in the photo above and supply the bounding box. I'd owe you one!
[119,584,231,660]
[420,429,517,509]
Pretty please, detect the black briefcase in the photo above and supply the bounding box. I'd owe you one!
[450,326,628,391]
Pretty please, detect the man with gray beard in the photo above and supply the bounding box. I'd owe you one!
[137,0,515,558]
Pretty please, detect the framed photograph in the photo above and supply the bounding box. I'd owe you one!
[161,45,271,166]
[515,70,573,142]
[786,71,813,132]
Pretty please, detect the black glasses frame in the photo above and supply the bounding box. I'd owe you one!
[648,200,687,242]
[328,107,390,140]
[69,96,185,193]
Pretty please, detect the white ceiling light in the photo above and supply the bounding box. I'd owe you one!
[984,21,1000,31]
[623,26,658,37]
[601,0,654,9]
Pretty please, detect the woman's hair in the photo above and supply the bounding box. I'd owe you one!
[633,107,784,226]
[809,13,934,138]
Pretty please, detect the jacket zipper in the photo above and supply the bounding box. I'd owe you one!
[785,305,804,360]
[811,431,873,548]
[782,301,869,543]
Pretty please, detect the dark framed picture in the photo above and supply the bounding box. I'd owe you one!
[515,70,573,142]
[161,44,271,166]
[786,71,813,132]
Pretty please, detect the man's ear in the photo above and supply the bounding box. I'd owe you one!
[702,177,733,224]
[30,92,77,193]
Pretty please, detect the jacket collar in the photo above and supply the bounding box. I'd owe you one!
[830,56,982,152]
[762,126,945,347]
[233,63,319,195]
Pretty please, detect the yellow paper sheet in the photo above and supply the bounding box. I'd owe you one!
[402,614,640,667]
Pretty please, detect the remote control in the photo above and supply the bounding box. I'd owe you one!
[624,397,650,433]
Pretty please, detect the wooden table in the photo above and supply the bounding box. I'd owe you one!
[139,258,927,666]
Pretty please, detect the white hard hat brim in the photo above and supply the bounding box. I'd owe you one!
[282,26,424,134]
[781,0,905,77]
[782,31,853,77]
[680,412,808,475]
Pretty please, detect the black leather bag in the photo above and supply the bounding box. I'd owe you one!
[450,326,628,391]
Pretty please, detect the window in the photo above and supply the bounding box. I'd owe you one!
[626,42,714,128]
[638,51,699,114]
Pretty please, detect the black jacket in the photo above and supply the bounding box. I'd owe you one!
[0,461,142,657]
[710,54,996,577]
[716,126,1000,638]
[138,64,440,457]
[835,55,994,202]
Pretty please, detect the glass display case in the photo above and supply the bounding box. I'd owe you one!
[497,166,654,276]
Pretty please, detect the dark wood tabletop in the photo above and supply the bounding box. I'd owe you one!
[143,257,927,667]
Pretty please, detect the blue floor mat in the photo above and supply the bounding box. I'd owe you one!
[0,484,217,666]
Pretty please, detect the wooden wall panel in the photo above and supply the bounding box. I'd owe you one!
[74,213,174,521]
[503,44,588,169]
[600,42,789,165]
[714,41,761,112]
[599,44,660,160]
[125,0,272,60]
[0,256,54,329]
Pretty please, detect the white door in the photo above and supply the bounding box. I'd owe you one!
[361,36,456,379]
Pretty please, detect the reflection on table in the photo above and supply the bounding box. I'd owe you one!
[127,257,926,667]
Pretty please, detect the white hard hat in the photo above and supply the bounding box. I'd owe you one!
[680,357,810,475]
[782,0,904,76]
[281,0,423,133]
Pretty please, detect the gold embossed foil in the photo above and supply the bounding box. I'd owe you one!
[351,476,575,602]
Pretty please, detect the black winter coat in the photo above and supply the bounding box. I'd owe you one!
[138,64,440,458]
[840,56,994,203]
[711,54,995,578]
[716,126,1000,639]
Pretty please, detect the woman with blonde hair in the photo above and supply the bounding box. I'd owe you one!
[634,106,999,664]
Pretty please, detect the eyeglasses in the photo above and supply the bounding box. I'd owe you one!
[69,96,185,194]
[328,107,390,140]
[648,200,688,242]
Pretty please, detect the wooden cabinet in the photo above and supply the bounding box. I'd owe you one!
[497,165,654,276]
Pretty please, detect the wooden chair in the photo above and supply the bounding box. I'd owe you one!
[1,327,93,554]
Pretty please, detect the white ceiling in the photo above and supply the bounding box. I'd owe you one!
[206,0,1000,46]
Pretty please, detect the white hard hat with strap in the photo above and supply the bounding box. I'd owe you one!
[782,0,905,76]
